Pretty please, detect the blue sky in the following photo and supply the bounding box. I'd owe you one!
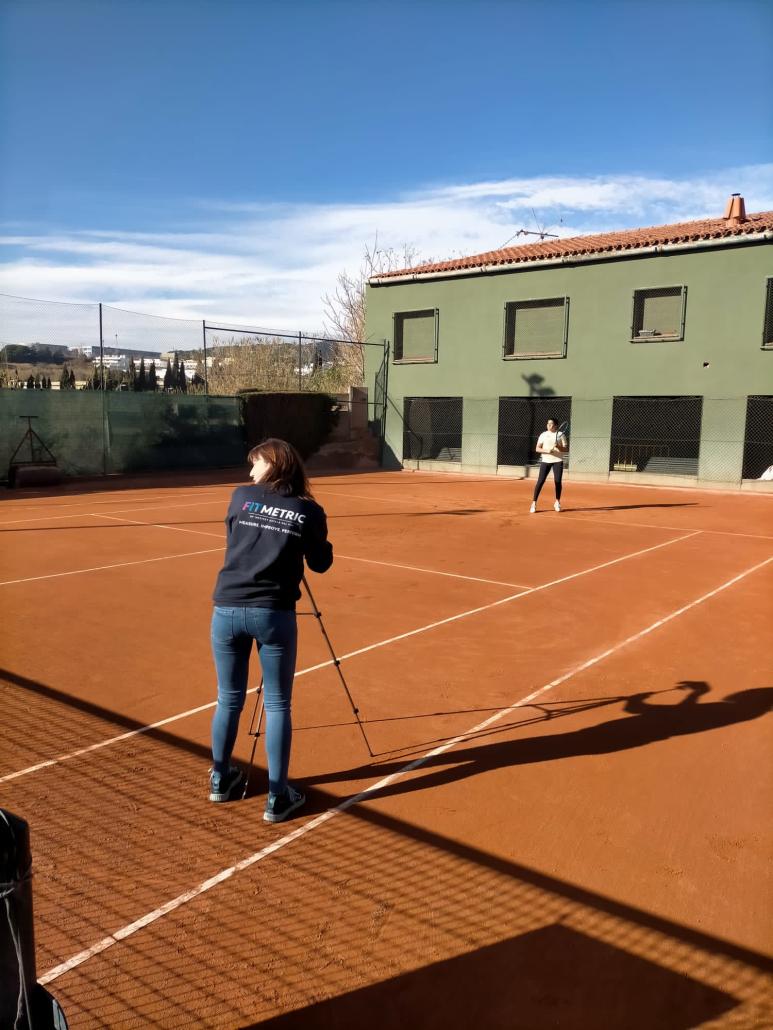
[1,0,771,332]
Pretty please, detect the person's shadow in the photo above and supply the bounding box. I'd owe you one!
[311,682,773,800]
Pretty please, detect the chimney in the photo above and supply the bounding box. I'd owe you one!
[723,193,747,225]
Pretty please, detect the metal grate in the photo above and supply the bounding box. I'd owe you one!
[763,279,773,348]
[742,395,773,479]
[403,396,462,461]
[503,298,568,358]
[497,396,572,466]
[610,396,702,475]
[631,286,686,341]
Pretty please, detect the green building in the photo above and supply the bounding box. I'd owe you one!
[364,196,773,490]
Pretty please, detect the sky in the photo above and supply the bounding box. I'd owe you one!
[1,0,771,337]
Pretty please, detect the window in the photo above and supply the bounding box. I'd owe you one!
[403,397,462,461]
[503,298,568,359]
[631,286,686,342]
[763,279,773,349]
[393,309,438,363]
[497,396,572,466]
[609,396,702,475]
[742,396,773,478]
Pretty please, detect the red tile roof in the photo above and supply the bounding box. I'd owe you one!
[373,209,773,280]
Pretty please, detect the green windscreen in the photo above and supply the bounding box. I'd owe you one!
[0,392,244,481]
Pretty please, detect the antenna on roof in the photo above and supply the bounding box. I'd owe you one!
[497,208,559,248]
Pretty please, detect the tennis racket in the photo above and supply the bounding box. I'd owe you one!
[554,420,569,455]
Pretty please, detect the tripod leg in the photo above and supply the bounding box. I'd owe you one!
[242,682,265,800]
[302,576,374,757]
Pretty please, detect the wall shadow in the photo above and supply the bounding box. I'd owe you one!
[244,922,737,1030]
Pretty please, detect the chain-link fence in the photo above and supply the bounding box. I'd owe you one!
[395,395,773,485]
[0,293,383,396]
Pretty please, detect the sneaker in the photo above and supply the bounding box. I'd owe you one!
[263,785,306,824]
[529,502,537,514]
[554,501,561,512]
[209,766,245,803]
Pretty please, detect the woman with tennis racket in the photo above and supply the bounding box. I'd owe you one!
[530,417,568,513]
[209,438,333,823]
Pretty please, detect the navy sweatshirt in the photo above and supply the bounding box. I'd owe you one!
[212,484,333,609]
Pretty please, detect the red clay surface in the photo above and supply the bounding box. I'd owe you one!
[1,469,772,1029]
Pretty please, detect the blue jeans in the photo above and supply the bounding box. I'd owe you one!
[210,606,298,796]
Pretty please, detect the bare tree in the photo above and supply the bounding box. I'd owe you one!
[322,240,424,383]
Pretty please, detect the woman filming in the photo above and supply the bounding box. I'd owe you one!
[209,438,333,823]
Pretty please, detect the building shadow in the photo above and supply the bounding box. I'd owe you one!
[243,922,737,1030]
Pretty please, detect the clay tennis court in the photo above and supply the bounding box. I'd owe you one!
[2,469,772,1028]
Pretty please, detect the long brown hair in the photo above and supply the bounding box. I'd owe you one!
[247,438,314,499]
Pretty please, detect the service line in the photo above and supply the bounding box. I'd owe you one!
[1,529,700,783]
[38,551,772,987]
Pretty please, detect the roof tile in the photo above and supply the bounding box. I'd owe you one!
[374,210,773,280]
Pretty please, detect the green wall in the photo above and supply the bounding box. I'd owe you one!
[364,241,773,481]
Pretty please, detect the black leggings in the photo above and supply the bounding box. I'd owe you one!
[533,461,563,501]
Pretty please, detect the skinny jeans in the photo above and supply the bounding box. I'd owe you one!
[210,606,297,796]
[532,460,564,502]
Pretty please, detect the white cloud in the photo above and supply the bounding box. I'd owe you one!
[1,164,771,345]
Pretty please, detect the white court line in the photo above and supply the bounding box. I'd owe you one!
[38,551,772,987]
[337,554,531,589]
[1,530,699,783]
[0,548,224,588]
[0,496,228,527]
[560,513,773,542]
[0,509,525,591]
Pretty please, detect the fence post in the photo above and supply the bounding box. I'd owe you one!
[98,303,108,475]
[298,332,302,391]
[202,320,209,397]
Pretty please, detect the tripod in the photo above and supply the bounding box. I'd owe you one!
[242,575,373,799]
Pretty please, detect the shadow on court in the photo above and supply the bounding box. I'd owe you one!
[563,502,699,513]
[4,669,773,1028]
[244,922,737,1030]
[312,682,773,797]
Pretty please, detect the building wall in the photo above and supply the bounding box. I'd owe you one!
[364,241,773,484]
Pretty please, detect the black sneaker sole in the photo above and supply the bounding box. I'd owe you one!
[209,770,245,802]
[263,792,305,823]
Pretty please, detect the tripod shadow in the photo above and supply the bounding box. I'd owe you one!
[310,683,773,799]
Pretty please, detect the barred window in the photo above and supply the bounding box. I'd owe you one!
[393,309,438,363]
[763,279,773,348]
[403,396,462,461]
[631,286,686,342]
[503,298,568,359]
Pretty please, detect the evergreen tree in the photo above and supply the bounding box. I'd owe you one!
[27,374,35,389]
[163,358,173,392]
[138,356,147,391]
[148,360,157,392]
[69,369,76,389]
[46,377,52,389]
[92,366,101,390]
[59,366,70,389]
[172,352,180,393]
[34,373,42,389]
[178,359,188,393]
[128,358,137,390]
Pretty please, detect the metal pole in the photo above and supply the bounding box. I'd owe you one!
[99,303,107,475]
[298,331,302,391]
[202,320,209,397]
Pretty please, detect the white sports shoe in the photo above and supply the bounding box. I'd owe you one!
[529,502,536,514]
[554,501,561,512]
